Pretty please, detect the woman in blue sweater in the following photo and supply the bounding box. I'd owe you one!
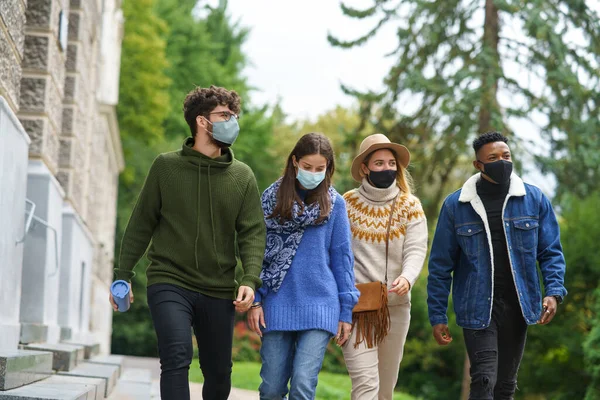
[248,132,359,399]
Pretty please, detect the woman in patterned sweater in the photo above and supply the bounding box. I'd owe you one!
[342,133,428,400]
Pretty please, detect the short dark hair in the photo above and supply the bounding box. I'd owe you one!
[183,85,241,136]
[472,131,509,154]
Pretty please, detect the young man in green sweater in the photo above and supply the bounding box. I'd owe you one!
[110,85,266,400]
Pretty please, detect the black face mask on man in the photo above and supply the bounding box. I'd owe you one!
[368,169,397,189]
[478,159,513,184]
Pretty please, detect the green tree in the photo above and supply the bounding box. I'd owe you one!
[329,0,600,223]
[330,1,600,398]
[113,0,278,356]
[584,288,600,400]
[112,0,171,356]
[154,0,276,189]
[520,192,600,399]
[155,0,249,139]
[234,104,279,190]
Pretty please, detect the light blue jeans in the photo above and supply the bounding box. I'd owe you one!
[259,329,332,400]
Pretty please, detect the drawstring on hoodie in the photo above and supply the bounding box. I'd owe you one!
[195,164,202,271]
[208,165,223,271]
[194,163,223,272]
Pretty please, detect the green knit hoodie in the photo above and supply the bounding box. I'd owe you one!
[115,138,266,299]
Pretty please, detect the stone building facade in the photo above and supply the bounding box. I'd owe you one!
[0,0,124,361]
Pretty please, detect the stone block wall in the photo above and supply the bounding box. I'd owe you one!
[58,0,100,217]
[0,0,124,354]
[19,0,70,175]
[0,0,27,113]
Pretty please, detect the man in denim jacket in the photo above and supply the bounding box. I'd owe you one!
[427,132,567,399]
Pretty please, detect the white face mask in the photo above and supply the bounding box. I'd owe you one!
[296,167,326,190]
[204,116,240,147]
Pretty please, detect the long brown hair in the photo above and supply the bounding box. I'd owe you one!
[270,132,336,222]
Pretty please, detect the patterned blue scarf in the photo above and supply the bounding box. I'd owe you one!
[260,179,337,292]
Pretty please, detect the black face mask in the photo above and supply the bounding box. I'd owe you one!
[368,169,397,189]
[478,159,513,184]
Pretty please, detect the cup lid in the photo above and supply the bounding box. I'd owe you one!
[111,280,129,298]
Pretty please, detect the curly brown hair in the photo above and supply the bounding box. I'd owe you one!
[183,85,241,136]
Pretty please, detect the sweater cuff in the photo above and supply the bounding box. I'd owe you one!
[339,304,354,324]
[114,268,135,282]
[239,274,262,292]
[339,292,359,324]
[401,270,420,289]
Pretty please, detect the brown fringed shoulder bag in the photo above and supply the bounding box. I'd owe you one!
[351,194,398,349]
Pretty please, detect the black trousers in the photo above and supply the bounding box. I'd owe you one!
[463,292,528,400]
[147,283,235,400]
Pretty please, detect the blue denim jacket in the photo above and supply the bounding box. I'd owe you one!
[427,174,567,329]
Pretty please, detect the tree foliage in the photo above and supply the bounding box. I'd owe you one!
[154,0,249,138]
[330,1,600,398]
[329,0,600,221]
[113,0,171,356]
[112,0,277,355]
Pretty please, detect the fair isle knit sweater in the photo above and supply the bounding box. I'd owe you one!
[254,187,359,336]
[344,179,428,306]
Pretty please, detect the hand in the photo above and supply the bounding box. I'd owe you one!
[389,276,411,297]
[336,322,352,346]
[234,286,254,313]
[109,282,133,312]
[248,307,266,337]
[432,324,453,346]
[538,296,558,325]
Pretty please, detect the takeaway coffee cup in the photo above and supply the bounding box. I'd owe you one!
[110,280,131,312]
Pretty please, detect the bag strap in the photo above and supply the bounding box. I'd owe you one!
[384,194,399,285]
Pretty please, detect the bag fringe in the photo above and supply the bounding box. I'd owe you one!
[351,288,391,349]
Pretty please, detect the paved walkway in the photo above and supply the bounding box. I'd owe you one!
[121,356,257,399]
[190,383,257,399]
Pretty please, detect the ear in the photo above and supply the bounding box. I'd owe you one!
[196,115,208,131]
[473,160,482,171]
[360,163,369,176]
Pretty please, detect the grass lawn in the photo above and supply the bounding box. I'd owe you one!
[189,361,415,400]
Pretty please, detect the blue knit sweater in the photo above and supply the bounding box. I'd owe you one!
[255,188,359,336]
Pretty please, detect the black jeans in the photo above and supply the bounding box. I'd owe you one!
[147,283,235,400]
[463,292,528,400]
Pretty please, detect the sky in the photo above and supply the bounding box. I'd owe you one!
[216,0,565,194]
[224,0,396,121]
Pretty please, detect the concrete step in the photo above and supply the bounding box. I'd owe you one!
[49,377,105,400]
[117,369,150,385]
[0,374,97,399]
[150,380,159,399]
[60,342,99,361]
[57,363,119,398]
[86,356,124,378]
[0,350,53,390]
[22,345,85,372]
[106,369,152,400]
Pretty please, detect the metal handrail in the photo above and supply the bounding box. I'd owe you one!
[16,199,36,244]
[16,198,60,276]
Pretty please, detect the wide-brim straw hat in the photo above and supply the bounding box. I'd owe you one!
[351,133,411,182]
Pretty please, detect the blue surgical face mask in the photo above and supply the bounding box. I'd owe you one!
[296,167,326,190]
[208,117,240,146]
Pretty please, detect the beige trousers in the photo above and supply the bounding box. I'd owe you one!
[342,303,411,400]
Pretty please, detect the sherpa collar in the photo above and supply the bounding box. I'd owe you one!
[459,173,526,203]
